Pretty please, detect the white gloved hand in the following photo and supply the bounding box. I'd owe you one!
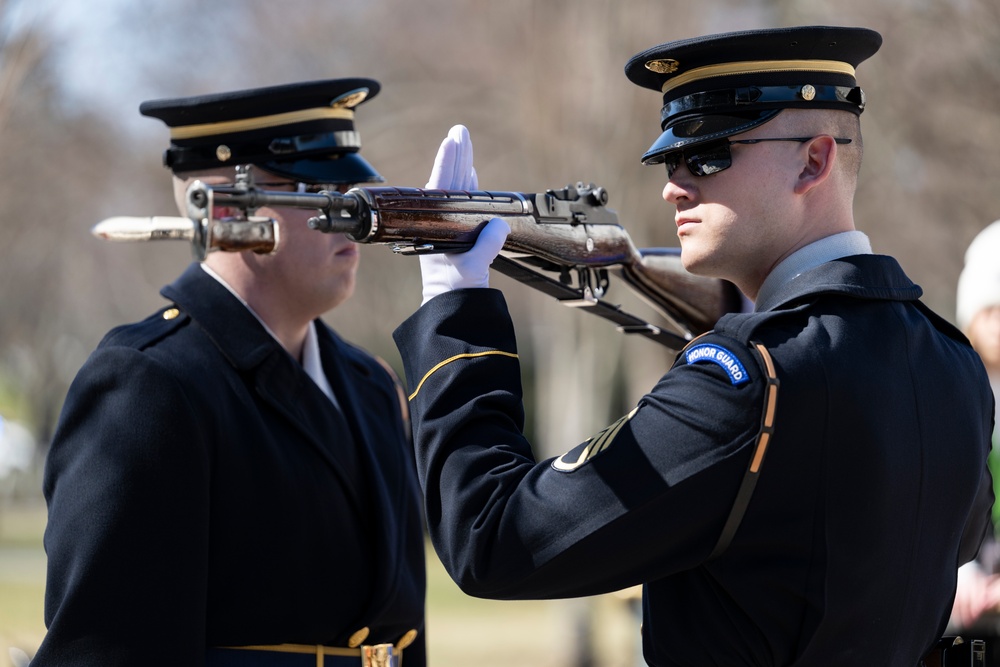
[419,125,510,305]
[425,124,478,192]
[419,217,510,305]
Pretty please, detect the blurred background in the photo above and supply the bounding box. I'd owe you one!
[0,0,997,665]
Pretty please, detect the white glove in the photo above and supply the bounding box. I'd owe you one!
[425,124,478,192]
[419,125,510,305]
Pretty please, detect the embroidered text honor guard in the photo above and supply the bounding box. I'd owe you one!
[685,344,750,385]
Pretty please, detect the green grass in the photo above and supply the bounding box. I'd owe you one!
[0,503,47,666]
[0,504,642,667]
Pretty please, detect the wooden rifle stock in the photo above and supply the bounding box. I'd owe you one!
[619,249,742,336]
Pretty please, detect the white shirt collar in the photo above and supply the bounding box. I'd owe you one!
[300,318,339,406]
[755,231,872,311]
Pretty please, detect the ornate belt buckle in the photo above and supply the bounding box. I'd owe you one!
[361,643,396,667]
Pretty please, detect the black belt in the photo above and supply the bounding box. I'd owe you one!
[206,643,401,667]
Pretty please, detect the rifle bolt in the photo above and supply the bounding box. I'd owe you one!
[308,216,330,232]
[589,187,609,206]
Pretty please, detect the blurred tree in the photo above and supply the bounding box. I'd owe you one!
[0,0,996,521]
[776,0,1000,310]
[0,0,182,447]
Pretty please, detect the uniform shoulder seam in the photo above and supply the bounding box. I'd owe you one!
[100,306,188,351]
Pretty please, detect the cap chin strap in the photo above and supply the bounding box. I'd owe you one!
[660,84,866,125]
[164,131,362,172]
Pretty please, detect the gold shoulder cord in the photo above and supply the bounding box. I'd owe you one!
[708,341,779,560]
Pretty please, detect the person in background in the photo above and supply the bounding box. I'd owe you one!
[393,26,994,666]
[951,218,1000,664]
[33,79,426,667]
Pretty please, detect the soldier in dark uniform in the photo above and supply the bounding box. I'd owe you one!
[34,79,426,667]
[393,27,995,666]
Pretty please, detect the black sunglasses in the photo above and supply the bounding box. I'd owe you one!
[664,136,853,178]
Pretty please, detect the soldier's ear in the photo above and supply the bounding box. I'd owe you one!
[793,136,837,195]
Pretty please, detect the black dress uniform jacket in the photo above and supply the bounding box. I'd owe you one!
[393,254,994,667]
[35,263,426,666]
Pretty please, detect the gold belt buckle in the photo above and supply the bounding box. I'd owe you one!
[360,643,396,667]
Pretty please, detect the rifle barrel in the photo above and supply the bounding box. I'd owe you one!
[192,187,362,216]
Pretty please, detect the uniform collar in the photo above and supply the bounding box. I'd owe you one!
[301,318,339,407]
[198,263,286,339]
[161,263,283,370]
[754,252,923,313]
[755,231,872,311]
[165,263,341,406]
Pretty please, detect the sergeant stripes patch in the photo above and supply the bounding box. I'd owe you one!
[552,407,639,472]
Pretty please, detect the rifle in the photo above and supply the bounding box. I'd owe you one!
[93,166,742,351]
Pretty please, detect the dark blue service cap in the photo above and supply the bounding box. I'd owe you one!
[139,78,384,184]
[624,26,882,165]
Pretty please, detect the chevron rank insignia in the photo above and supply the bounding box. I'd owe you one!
[552,407,638,472]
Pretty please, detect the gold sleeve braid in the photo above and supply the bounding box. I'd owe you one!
[407,350,518,402]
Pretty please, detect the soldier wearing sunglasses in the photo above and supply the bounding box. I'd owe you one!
[392,25,996,666]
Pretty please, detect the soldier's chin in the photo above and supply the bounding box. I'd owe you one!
[678,249,729,286]
[677,246,707,275]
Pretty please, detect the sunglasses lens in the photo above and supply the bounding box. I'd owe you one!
[664,143,733,178]
[686,143,732,176]
[664,153,682,178]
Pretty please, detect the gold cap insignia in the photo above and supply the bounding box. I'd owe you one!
[800,84,817,101]
[215,145,232,162]
[645,59,680,75]
[162,308,180,320]
[331,88,370,109]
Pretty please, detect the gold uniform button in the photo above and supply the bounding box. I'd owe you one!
[396,629,418,650]
[347,627,370,648]
[162,308,180,320]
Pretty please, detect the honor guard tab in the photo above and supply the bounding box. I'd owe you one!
[685,343,750,385]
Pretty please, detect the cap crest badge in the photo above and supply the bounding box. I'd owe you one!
[331,88,369,109]
[645,59,680,74]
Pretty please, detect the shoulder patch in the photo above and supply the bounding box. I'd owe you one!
[552,407,638,472]
[684,343,750,385]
